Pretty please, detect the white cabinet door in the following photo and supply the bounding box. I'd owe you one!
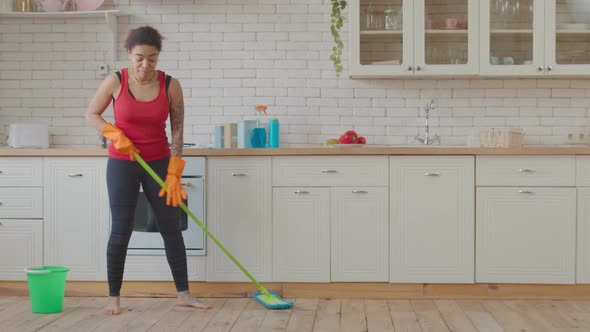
[577,188,590,283]
[479,0,545,76]
[273,188,330,282]
[476,187,576,284]
[414,0,480,76]
[331,187,388,282]
[0,220,42,280]
[390,156,474,283]
[349,0,414,77]
[544,0,590,76]
[206,157,272,281]
[44,157,109,281]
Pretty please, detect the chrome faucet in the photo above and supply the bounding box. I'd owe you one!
[414,100,440,145]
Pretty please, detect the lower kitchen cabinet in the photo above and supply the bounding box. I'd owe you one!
[577,188,590,283]
[43,157,109,280]
[331,187,389,282]
[206,157,272,282]
[272,186,389,282]
[272,156,390,282]
[0,219,43,280]
[476,187,576,284]
[390,156,475,283]
[272,188,330,282]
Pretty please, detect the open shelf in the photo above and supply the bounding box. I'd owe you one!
[0,9,119,18]
[0,10,121,59]
[490,29,534,34]
[360,30,403,36]
[425,29,468,34]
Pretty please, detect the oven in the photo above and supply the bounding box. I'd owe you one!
[126,157,206,256]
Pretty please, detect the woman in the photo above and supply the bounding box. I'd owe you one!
[86,26,211,315]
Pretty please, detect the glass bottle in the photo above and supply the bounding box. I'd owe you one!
[384,8,399,30]
[364,1,376,30]
[16,0,33,12]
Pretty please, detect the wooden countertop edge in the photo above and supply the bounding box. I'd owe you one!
[3,147,590,156]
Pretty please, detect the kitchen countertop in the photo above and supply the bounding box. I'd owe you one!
[3,146,590,156]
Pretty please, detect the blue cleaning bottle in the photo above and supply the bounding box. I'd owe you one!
[268,118,279,148]
[250,105,267,148]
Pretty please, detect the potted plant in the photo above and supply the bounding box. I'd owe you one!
[330,0,346,77]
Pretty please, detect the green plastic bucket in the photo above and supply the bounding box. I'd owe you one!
[24,266,69,314]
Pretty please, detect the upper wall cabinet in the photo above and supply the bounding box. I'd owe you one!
[480,0,590,76]
[349,0,480,77]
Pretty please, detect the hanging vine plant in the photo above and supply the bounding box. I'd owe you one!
[330,0,346,77]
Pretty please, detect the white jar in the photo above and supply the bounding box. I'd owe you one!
[0,0,15,12]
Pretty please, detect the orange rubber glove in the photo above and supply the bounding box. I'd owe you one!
[102,123,140,161]
[158,156,188,207]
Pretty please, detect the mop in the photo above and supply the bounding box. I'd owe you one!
[134,153,294,310]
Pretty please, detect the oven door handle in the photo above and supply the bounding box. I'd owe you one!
[182,175,202,179]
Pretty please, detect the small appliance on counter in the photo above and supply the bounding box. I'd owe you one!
[479,128,523,148]
[7,123,49,149]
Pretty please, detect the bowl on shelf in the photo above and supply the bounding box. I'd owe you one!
[35,0,65,12]
[75,0,104,11]
[557,23,590,30]
[35,0,104,12]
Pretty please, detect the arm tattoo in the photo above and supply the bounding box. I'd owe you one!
[169,93,184,157]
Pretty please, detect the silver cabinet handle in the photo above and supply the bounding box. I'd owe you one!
[415,66,422,71]
[519,190,534,194]
[231,173,247,177]
[518,169,534,173]
[181,182,192,187]
[294,190,309,195]
[538,66,544,72]
[352,190,368,194]
[321,170,338,173]
[424,173,440,176]
[67,173,83,177]
[547,65,553,72]
[407,66,413,71]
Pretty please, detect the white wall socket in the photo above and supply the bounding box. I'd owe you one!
[99,64,109,75]
[566,131,590,145]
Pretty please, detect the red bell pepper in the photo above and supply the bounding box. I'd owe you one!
[339,130,358,144]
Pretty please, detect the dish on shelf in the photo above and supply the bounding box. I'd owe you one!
[557,23,590,30]
[369,59,401,65]
[328,144,365,148]
[76,0,104,11]
[35,0,104,12]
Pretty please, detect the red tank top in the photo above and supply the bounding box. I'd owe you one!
[109,68,171,161]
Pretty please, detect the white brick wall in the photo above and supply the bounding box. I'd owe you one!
[1,0,590,147]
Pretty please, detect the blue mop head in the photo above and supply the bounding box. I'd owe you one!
[253,291,294,310]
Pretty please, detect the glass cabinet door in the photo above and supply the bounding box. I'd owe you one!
[350,0,413,77]
[545,0,590,74]
[480,0,545,75]
[414,0,479,75]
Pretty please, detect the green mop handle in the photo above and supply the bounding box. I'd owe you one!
[133,153,270,295]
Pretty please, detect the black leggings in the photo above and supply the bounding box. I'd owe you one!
[106,157,188,296]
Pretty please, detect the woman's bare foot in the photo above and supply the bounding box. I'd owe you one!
[177,291,212,309]
[104,296,121,315]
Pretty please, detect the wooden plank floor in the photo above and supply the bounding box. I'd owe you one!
[3,296,590,331]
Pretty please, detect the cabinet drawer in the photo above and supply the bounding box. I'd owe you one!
[0,188,43,218]
[272,156,388,187]
[0,158,42,187]
[476,156,575,187]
